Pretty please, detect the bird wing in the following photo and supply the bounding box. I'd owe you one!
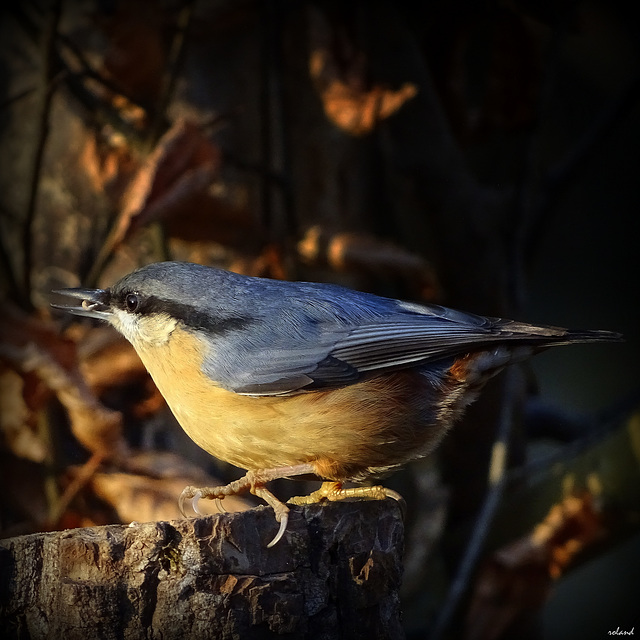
[330,321,494,371]
[211,310,519,395]
[200,283,612,396]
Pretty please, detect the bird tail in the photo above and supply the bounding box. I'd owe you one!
[559,328,624,344]
[462,326,622,381]
[490,320,624,348]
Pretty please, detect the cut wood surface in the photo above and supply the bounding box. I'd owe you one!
[0,500,404,639]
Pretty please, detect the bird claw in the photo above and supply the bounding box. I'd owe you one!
[191,489,203,516]
[179,477,403,549]
[178,481,291,547]
[382,487,407,520]
[178,486,194,517]
[266,512,289,548]
[177,465,317,547]
[179,485,229,517]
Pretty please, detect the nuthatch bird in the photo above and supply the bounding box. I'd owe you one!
[52,261,621,546]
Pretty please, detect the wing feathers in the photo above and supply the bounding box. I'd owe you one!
[208,296,620,396]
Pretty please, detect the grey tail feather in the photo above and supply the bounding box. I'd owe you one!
[560,328,624,344]
[494,320,623,346]
[487,327,623,360]
[489,325,624,350]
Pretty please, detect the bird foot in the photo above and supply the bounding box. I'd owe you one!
[179,463,316,547]
[288,481,404,508]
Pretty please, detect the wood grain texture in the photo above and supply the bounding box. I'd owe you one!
[0,500,404,639]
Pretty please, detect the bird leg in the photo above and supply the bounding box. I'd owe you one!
[179,463,316,547]
[288,481,404,506]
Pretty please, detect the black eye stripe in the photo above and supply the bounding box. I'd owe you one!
[115,292,251,335]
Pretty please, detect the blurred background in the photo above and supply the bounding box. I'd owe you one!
[1,1,639,638]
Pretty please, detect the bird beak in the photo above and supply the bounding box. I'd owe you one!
[51,288,113,321]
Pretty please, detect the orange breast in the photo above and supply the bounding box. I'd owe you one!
[134,327,464,481]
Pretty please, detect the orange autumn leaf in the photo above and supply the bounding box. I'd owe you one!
[298,225,439,299]
[310,48,418,136]
[102,118,221,255]
[308,8,417,136]
[88,451,251,524]
[0,304,125,459]
[465,492,605,640]
[81,133,138,202]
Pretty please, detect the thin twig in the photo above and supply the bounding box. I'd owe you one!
[0,86,37,111]
[430,370,518,640]
[144,0,196,152]
[142,1,196,263]
[0,205,23,302]
[509,387,640,485]
[37,409,61,524]
[57,33,149,112]
[22,0,63,309]
[55,51,148,149]
[47,451,106,528]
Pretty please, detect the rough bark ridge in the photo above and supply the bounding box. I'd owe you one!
[0,500,404,639]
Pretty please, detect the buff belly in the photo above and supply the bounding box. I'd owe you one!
[132,327,464,481]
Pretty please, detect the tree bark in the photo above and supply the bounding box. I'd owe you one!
[0,500,404,639]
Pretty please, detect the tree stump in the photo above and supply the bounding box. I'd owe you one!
[0,500,404,639]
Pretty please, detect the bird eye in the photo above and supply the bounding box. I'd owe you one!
[125,293,140,312]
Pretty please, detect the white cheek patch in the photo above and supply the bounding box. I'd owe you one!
[140,314,178,345]
[109,309,177,347]
[110,309,140,344]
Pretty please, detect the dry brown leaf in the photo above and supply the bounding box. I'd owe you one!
[227,244,290,280]
[0,304,126,459]
[465,492,605,640]
[308,10,417,136]
[88,451,251,523]
[529,493,604,578]
[309,48,417,136]
[90,472,251,524]
[0,368,46,463]
[103,118,221,255]
[5,344,124,459]
[58,31,151,132]
[1,304,78,371]
[298,225,439,299]
[79,332,147,390]
[163,190,263,252]
[77,331,165,420]
[80,133,138,202]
